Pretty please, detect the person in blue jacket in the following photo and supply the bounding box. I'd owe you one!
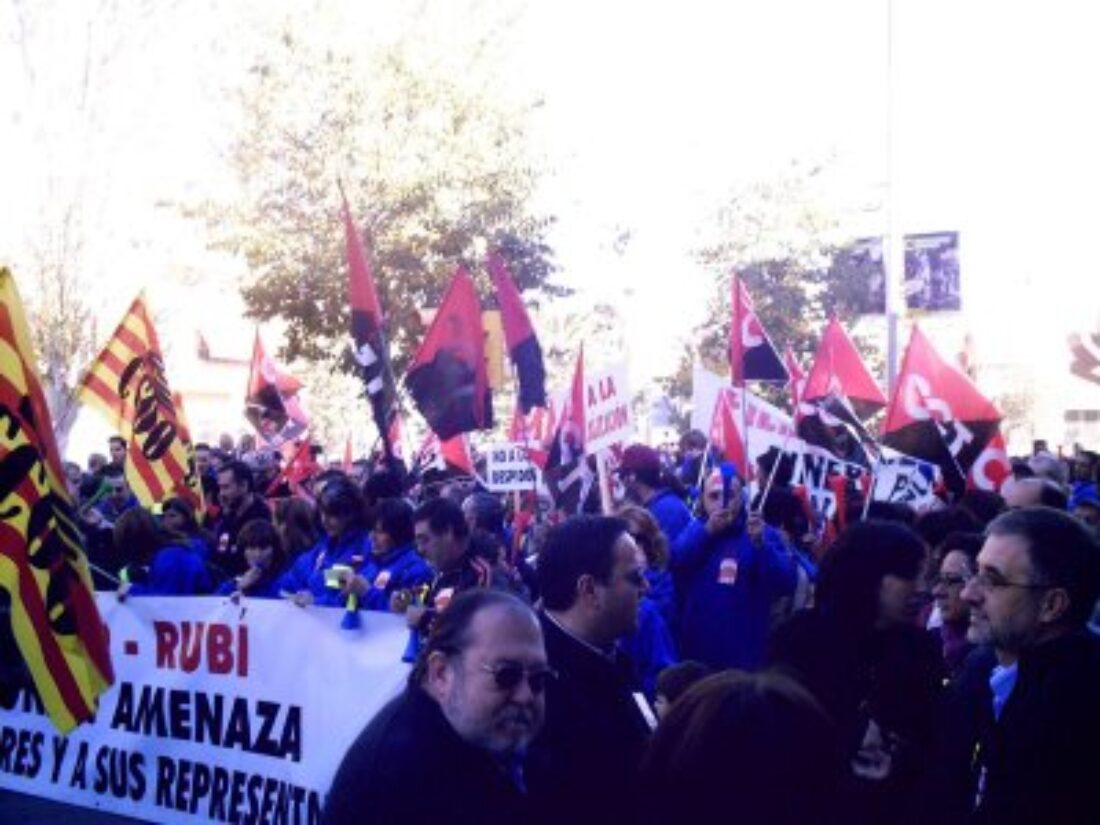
[115,507,212,597]
[275,478,372,608]
[217,519,288,599]
[342,498,433,612]
[618,504,678,696]
[669,464,796,671]
[617,444,692,546]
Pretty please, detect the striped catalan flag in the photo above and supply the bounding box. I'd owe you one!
[0,268,114,733]
[77,294,202,510]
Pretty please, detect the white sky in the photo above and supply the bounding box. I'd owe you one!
[2,0,1099,455]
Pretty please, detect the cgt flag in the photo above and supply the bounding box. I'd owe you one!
[406,268,493,440]
[244,330,308,448]
[730,275,788,384]
[882,325,1002,496]
[802,317,887,419]
[486,251,546,413]
[0,268,113,733]
[342,188,397,462]
[78,294,202,510]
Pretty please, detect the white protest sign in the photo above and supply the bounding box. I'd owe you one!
[485,442,540,491]
[873,451,940,511]
[584,364,632,455]
[0,596,410,824]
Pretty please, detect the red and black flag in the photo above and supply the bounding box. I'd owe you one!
[244,330,308,448]
[802,317,887,419]
[342,188,397,462]
[730,274,788,384]
[544,347,595,514]
[882,326,1002,496]
[797,392,878,468]
[486,251,546,413]
[406,268,493,440]
[1,268,114,733]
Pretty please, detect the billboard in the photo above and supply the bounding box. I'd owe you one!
[835,231,960,314]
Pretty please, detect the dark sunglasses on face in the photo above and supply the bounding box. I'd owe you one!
[480,662,557,694]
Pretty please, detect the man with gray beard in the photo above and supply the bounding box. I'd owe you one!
[324,590,551,824]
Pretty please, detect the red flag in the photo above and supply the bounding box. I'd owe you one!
[967,430,1011,492]
[342,188,397,462]
[709,388,747,475]
[544,347,594,513]
[802,317,886,419]
[245,331,308,447]
[416,431,475,476]
[406,268,492,439]
[487,252,546,413]
[730,275,788,384]
[882,326,1002,496]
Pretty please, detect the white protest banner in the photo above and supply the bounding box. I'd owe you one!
[0,595,410,824]
[485,442,540,492]
[584,364,632,455]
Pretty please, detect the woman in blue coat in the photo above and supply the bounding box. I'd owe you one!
[274,479,372,607]
[217,519,288,599]
[343,498,433,612]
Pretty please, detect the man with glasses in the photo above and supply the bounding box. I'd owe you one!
[961,506,1100,823]
[526,515,653,825]
[324,590,549,824]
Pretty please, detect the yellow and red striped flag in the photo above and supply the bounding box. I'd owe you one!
[0,268,114,733]
[77,294,202,510]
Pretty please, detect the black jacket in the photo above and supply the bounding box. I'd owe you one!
[323,686,528,824]
[211,495,272,577]
[770,611,945,823]
[526,612,652,825]
[972,631,1100,825]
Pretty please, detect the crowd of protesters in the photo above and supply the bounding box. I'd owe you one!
[60,431,1100,824]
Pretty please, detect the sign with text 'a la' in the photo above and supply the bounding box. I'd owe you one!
[485,442,540,492]
[584,364,632,455]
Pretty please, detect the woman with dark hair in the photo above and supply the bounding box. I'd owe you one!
[617,504,677,697]
[160,497,216,560]
[274,479,372,608]
[928,531,983,678]
[115,508,213,597]
[274,496,319,560]
[640,670,843,824]
[341,498,433,612]
[770,520,944,823]
[217,519,289,599]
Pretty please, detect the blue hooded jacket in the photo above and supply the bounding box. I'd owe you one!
[274,528,373,607]
[669,509,796,671]
[357,541,434,612]
[646,488,692,544]
[128,542,213,596]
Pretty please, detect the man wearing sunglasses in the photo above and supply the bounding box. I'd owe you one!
[961,506,1100,824]
[526,515,653,825]
[324,590,548,824]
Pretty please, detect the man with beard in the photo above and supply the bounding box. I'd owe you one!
[961,507,1100,823]
[324,590,549,824]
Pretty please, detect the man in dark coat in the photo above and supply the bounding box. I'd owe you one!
[961,506,1100,824]
[211,460,272,577]
[526,515,654,825]
[324,590,549,824]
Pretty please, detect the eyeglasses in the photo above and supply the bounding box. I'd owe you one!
[480,662,557,694]
[964,570,1055,592]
